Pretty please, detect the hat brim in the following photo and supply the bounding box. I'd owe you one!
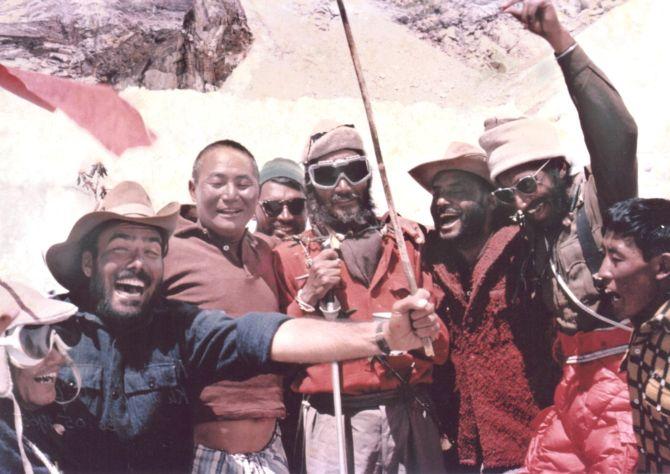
[45,202,179,292]
[409,155,492,192]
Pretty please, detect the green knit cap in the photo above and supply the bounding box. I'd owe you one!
[259,158,305,187]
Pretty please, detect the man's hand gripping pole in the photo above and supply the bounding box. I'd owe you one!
[334,0,435,357]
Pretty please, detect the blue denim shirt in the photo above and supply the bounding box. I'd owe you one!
[25,299,289,472]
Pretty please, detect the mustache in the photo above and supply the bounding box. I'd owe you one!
[331,191,361,203]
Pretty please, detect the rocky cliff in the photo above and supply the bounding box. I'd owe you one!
[0,0,252,90]
[379,0,625,71]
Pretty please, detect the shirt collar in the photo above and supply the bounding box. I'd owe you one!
[638,299,670,334]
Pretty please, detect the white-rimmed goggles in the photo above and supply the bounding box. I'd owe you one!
[307,155,371,190]
[0,325,73,369]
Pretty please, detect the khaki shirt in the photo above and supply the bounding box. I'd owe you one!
[537,171,606,333]
[626,301,670,472]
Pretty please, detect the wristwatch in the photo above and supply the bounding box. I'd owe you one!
[375,322,391,355]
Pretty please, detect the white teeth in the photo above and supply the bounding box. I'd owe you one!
[34,373,57,383]
[117,279,144,288]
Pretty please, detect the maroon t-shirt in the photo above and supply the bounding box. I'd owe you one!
[162,205,285,421]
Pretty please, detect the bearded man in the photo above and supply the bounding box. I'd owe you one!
[410,142,557,472]
[480,0,639,471]
[27,180,440,472]
[273,122,450,473]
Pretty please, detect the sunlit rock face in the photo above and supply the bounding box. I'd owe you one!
[379,0,626,72]
[0,0,253,91]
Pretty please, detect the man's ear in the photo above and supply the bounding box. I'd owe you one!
[81,251,94,278]
[655,252,670,282]
[189,179,197,202]
[558,158,569,179]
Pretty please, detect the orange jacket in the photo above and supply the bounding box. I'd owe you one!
[273,227,449,395]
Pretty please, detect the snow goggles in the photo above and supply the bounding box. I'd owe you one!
[261,198,306,217]
[307,155,371,189]
[491,159,551,204]
[0,324,76,368]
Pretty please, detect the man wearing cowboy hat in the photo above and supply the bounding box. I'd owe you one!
[481,0,639,471]
[409,142,558,472]
[273,122,450,473]
[33,180,440,472]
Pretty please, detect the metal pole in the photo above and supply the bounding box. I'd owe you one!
[331,361,348,474]
[335,0,434,357]
[321,280,349,474]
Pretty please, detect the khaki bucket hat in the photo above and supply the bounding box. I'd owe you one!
[45,181,179,292]
[409,141,491,192]
[479,117,568,182]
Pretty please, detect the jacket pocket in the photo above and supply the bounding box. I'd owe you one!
[124,362,178,395]
[124,362,185,432]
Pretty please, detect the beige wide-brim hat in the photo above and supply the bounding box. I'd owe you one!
[479,117,569,182]
[45,181,179,292]
[302,120,365,163]
[409,141,491,192]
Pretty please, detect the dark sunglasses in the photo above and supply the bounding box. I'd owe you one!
[307,155,371,189]
[261,198,306,217]
[492,159,551,204]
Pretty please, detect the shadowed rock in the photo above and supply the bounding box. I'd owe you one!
[0,0,253,91]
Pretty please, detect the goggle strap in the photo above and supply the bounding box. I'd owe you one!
[12,393,35,474]
[56,354,82,406]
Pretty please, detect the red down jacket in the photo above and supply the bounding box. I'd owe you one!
[524,328,638,473]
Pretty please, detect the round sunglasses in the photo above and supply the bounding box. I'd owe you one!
[307,155,371,189]
[492,159,551,204]
[261,198,306,217]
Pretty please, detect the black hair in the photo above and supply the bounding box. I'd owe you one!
[264,176,304,193]
[603,198,670,261]
[192,139,259,182]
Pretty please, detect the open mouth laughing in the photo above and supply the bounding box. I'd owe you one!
[114,277,147,299]
[525,199,548,216]
[33,372,57,384]
[438,210,461,230]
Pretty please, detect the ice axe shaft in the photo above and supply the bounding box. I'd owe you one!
[331,361,348,474]
[335,0,434,357]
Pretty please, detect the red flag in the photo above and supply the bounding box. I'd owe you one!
[0,65,155,156]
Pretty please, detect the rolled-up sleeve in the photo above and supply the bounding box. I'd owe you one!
[183,309,292,388]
